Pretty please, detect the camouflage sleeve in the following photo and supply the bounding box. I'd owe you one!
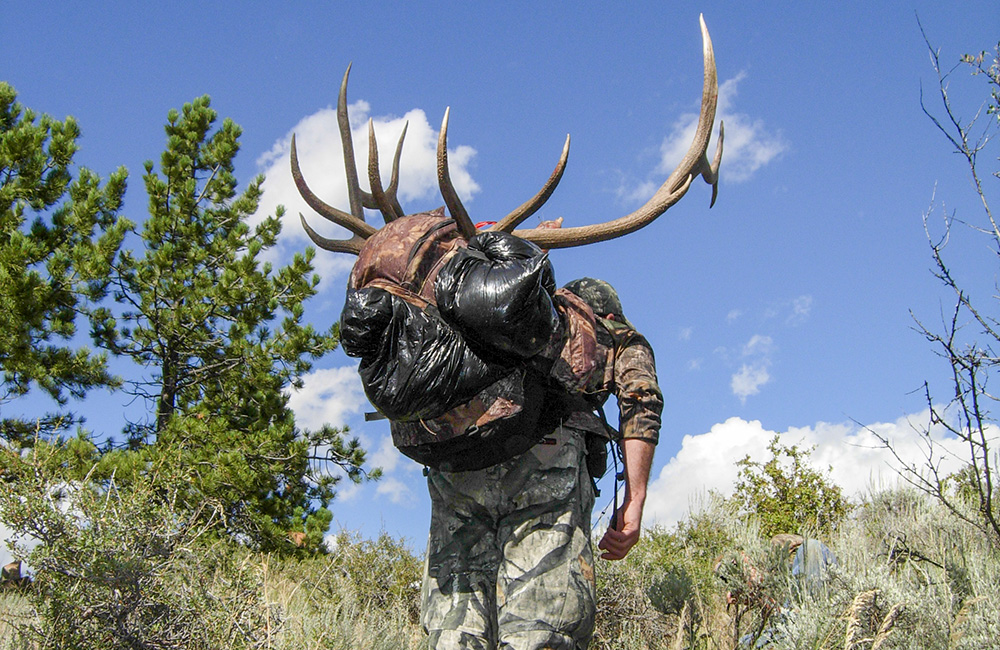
[614,337,663,445]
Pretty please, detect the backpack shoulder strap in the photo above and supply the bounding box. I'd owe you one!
[365,278,432,310]
[597,316,641,354]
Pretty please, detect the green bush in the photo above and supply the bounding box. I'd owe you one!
[597,488,1000,650]
[3,435,998,650]
[731,435,852,538]
[592,498,736,649]
[0,443,272,649]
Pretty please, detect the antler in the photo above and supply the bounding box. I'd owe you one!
[368,118,407,222]
[294,15,721,255]
[436,107,478,239]
[503,13,723,250]
[292,64,408,254]
[491,134,571,233]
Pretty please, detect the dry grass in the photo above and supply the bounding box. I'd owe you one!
[0,591,35,650]
[2,487,998,649]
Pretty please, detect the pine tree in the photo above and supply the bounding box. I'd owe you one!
[98,96,363,551]
[0,82,129,441]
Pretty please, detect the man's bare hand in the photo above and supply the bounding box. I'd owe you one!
[598,438,655,561]
[597,492,644,560]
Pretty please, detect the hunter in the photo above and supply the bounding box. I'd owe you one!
[290,18,720,650]
[419,277,662,649]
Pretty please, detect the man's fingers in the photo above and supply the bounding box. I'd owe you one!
[599,539,631,560]
[599,527,639,561]
[599,535,628,560]
[598,532,624,552]
[598,532,623,550]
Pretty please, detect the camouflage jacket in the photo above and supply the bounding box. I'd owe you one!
[564,317,663,445]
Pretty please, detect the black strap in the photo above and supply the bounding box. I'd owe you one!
[596,404,625,532]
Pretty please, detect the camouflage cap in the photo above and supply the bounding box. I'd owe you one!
[563,277,634,329]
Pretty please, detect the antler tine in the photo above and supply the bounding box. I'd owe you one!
[656,14,720,199]
[359,121,408,216]
[291,134,376,239]
[492,134,571,233]
[338,64,367,221]
[437,107,478,239]
[703,120,724,207]
[292,64,378,254]
[298,214,366,255]
[368,118,402,223]
[367,119,405,223]
[387,122,407,217]
[515,14,722,250]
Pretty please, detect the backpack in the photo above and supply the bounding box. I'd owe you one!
[340,210,599,472]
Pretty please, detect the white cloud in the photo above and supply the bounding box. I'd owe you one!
[717,298,811,401]
[287,368,428,507]
[763,295,814,326]
[644,411,969,529]
[286,364,368,431]
[335,478,368,503]
[253,100,480,284]
[1,523,21,568]
[729,334,774,402]
[1,482,80,571]
[731,362,771,402]
[679,327,693,341]
[788,295,813,325]
[657,72,787,184]
[618,177,658,204]
[370,433,403,476]
[742,334,774,357]
[375,476,416,505]
[713,345,732,362]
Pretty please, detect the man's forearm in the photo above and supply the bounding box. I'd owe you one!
[598,438,656,560]
[622,438,655,503]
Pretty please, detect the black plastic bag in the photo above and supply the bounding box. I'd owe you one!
[435,231,559,360]
[340,287,510,421]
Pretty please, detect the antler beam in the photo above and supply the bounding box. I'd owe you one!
[505,13,723,249]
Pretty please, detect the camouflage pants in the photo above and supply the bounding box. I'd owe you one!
[421,425,596,650]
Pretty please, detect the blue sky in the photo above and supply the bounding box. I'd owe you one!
[3,2,999,551]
